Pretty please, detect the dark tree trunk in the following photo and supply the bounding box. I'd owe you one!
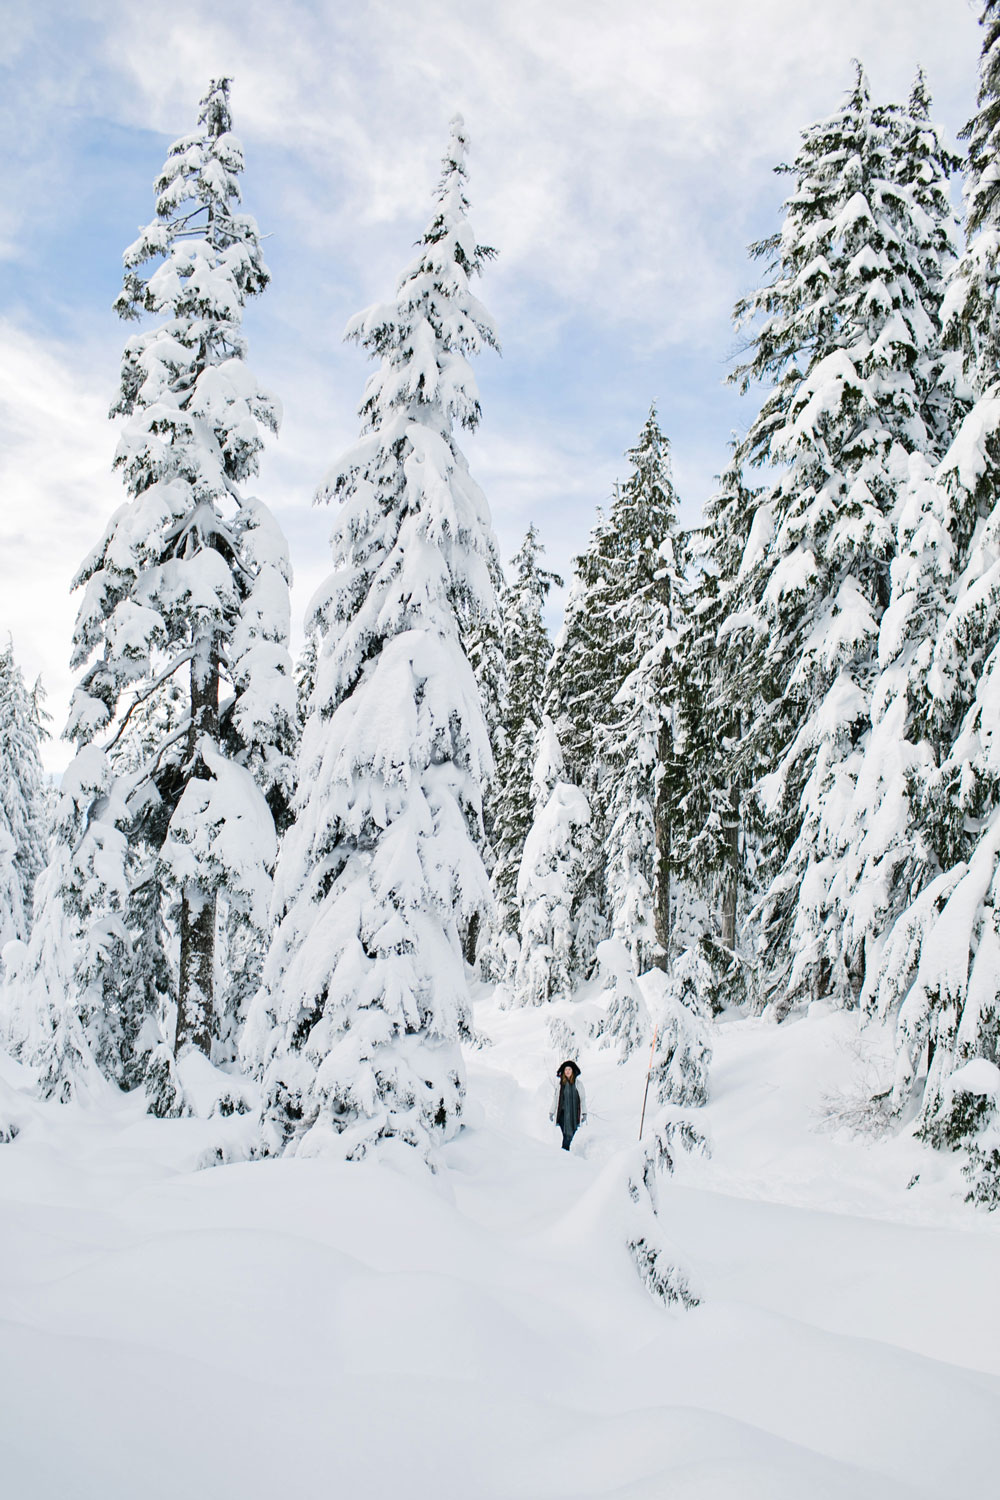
[652,719,672,973]
[462,910,481,967]
[721,815,738,951]
[175,645,219,1057]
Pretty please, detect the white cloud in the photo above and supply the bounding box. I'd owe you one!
[0,320,118,770]
[0,0,985,768]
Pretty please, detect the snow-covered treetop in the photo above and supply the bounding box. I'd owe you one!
[108,73,277,514]
[115,77,269,337]
[344,114,498,437]
[733,64,959,465]
[944,2,1000,395]
[617,405,685,635]
[963,2,1000,239]
[502,525,562,730]
[311,115,500,723]
[66,76,288,757]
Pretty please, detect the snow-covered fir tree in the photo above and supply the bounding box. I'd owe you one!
[243,117,500,1162]
[672,455,763,1011]
[859,5,1000,1183]
[536,410,687,1019]
[16,79,293,1104]
[725,65,963,1016]
[486,525,561,977]
[458,544,508,966]
[0,643,49,953]
[513,717,592,1007]
[596,408,687,986]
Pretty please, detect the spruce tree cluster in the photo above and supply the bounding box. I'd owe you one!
[3,9,1000,1194]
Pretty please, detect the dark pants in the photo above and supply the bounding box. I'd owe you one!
[560,1122,576,1151]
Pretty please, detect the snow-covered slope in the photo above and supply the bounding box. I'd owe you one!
[0,1000,997,1499]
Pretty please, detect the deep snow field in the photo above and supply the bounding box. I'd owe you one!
[1,996,998,1500]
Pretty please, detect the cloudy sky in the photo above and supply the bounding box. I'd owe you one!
[0,0,984,768]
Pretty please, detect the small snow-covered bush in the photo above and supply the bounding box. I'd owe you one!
[819,1085,896,1139]
[546,1014,579,1060]
[591,938,649,1061]
[964,1134,1000,1209]
[644,1109,710,1171]
[919,1059,1000,1151]
[625,1139,700,1309]
[643,954,712,1109]
[628,1234,699,1309]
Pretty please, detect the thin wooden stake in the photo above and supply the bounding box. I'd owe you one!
[638,1023,659,1142]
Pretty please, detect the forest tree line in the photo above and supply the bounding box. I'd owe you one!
[4,5,1000,1202]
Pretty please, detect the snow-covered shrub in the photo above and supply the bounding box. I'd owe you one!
[644,956,712,1109]
[643,1107,711,1171]
[546,1014,580,1061]
[920,1059,1000,1150]
[964,1136,1000,1210]
[625,1141,700,1309]
[591,938,649,1061]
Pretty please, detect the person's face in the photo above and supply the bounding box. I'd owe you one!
[563,1066,573,1082]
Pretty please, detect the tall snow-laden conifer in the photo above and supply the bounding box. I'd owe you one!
[725,67,962,1015]
[0,644,49,953]
[538,410,687,1013]
[597,409,687,985]
[862,7,1000,1177]
[243,117,500,1162]
[17,79,293,1102]
[674,455,763,1009]
[486,525,561,975]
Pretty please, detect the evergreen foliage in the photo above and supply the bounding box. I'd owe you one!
[487,525,561,975]
[863,5,1000,1155]
[725,66,963,1016]
[243,118,500,1162]
[597,409,687,980]
[673,457,762,1010]
[16,79,293,1104]
[0,644,49,952]
[541,409,687,1005]
[513,717,593,1007]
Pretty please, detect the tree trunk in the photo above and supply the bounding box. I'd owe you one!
[652,720,672,972]
[721,814,738,950]
[177,887,216,1054]
[462,910,481,967]
[175,645,219,1057]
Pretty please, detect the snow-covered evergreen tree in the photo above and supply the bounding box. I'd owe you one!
[0,643,49,952]
[597,409,687,983]
[725,66,963,1016]
[673,456,762,1010]
[513,717,592,1007]
[243,117,500,1162]
[486,525,561,975]
[458,545,508,967]
[542,410,687,1001]
[861,7,1000,1173]
[16,79,293,1103]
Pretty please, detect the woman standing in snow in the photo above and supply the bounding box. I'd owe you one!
[550,1060,586,1151]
